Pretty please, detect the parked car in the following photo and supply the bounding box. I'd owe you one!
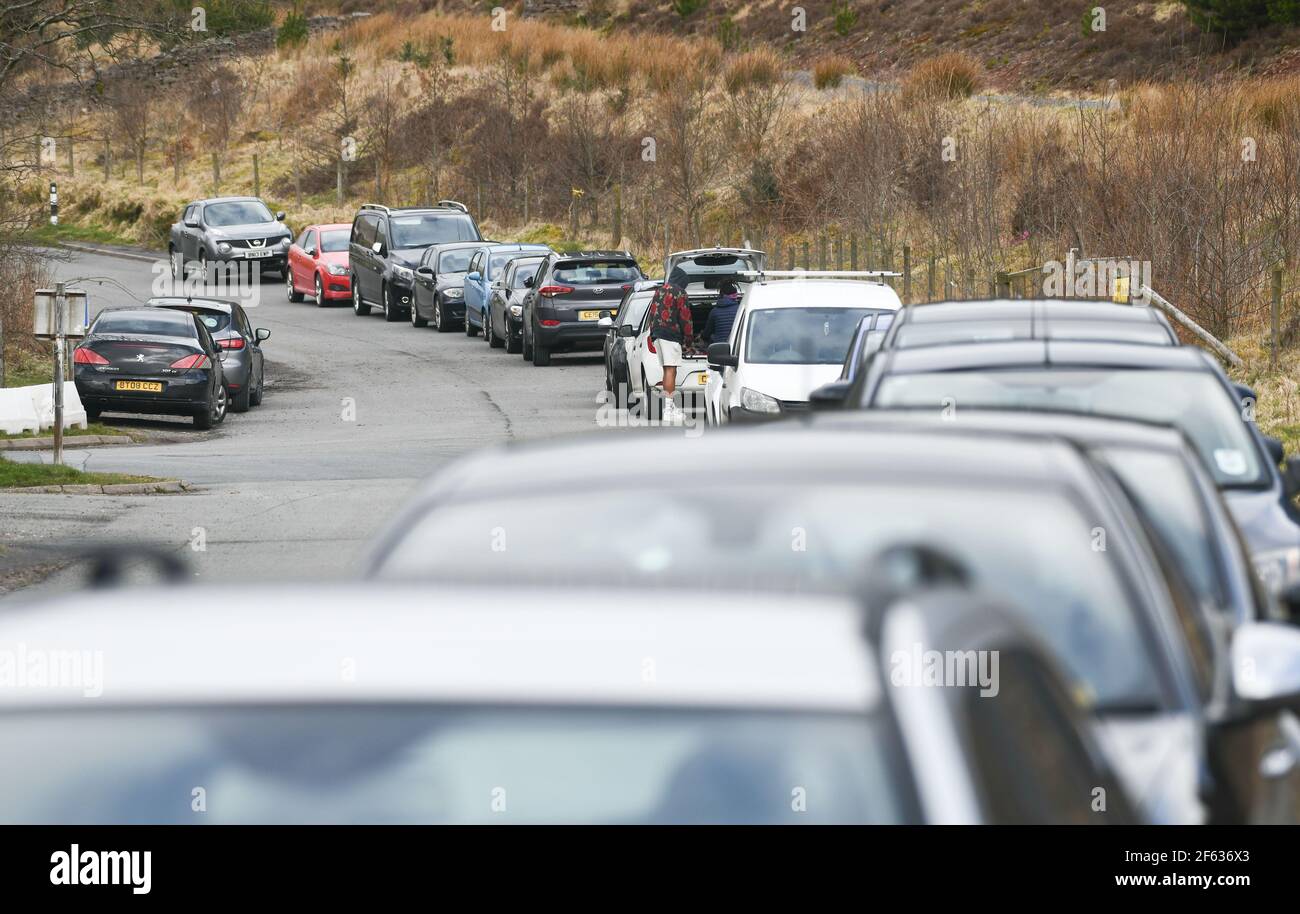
[286,223,352,306]
[600,280,661,402]
[0,576,1136,824]
[521,251,645,366]
[365,422,1300,823]
[851,338,1300,596]
[705,276,902,424]
[411,241,485,331]
[623,249,764,411]
[72,307,228,429]
[169,197,292,281]
[349,202,482,322]
[145,297,269,413]
[462,243,553,337]
[486,255,549,352]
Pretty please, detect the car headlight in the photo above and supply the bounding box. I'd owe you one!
[391,265,414,283]
[740,387,781,414]
[509,304,522,317]
[1253,546,1300,593]
[217,242,232,254]
[443,287,463,299]
[328,263,349,276]
[279,236,292,248]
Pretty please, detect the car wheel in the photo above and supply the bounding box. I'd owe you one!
[85,406,102,421]
[522,325,534,360]
[433,299,450,333]
[410,295,428,328]
[531,327,551,367]
[230,382,252,413]
[170,246,182,278]
[352,277,370,316]
[286,267,304,303]
[198,251,209,285]
[250,368,264,406]
[315,274,327,308]
[506,326,521,354]
[464,308,477,336]
[488,312,505,348]
[383,283,403,323]
[194,384,227,430]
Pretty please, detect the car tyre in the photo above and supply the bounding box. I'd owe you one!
[230,382,252,413]
[250,369,264,407]
[194,384,227,430]
[488,312,504,348]
[286,267,304,303]
[464,309,477,336]
[383,283,403,323]
[352,277,370,316]
[411,296,429,328]
[315,274,328,308]
[85,406,102,421]
[433,299,451,333]
[506,325,522,354]
[531,328,551,367]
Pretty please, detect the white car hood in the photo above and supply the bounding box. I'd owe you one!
[737,363,843,404]
[1093,712,1205,824]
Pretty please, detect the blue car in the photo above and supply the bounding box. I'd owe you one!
[462,243,552,337]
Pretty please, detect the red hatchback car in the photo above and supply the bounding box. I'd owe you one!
[286,223,352,306]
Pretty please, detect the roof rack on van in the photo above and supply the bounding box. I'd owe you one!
[358,203,390,213]
[739,270,902,282]
[436,199,470,213]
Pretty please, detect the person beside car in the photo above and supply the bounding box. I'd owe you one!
[646,282,695,423]
[702,281,741,346]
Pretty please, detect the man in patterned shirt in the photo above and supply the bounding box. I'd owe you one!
[646,278,695,423]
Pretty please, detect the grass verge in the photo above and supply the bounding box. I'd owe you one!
[0,456,164,489]
[0,423,138,441]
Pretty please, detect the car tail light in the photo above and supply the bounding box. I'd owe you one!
[169,354,211,369]
[540,319,561,327]
[538,285,574,297]
[621,284,633,291]
[217,337,245,350]
[72,347,109,365]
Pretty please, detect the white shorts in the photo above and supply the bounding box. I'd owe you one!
[656,339,683,368]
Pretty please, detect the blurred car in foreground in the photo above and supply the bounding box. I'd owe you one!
[146,297,269,413]
[73,307,228,429]
[367,423,1300,823]
[286,223,352,306]
[0,574,1134,824]
[851,338,1300,595]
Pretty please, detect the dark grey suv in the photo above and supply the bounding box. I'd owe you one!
[349,202,482,323]
[169,197,292,281]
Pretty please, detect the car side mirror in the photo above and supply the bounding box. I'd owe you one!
[304,246,316,257]
[1263,435,1285,466]
[255,328,270,342]
[708,342,739,368]
[618,323,636,338]
[597,317,613,329]
[416,266,434,277]
[184,218,199,228]
[467,271,481,282]
[1235,382,1257,408]
[810,380,851,411]
[371,241,384,255]
[523,276,535,287]
[1232,621,1300,709]
[276,211,286,221]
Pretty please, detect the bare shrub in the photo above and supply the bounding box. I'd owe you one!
[903,53,983,102]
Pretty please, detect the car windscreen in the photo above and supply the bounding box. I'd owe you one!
[0,706,912,824]
[376,483,1162,712]
[204,201,274,227]
[390,214,478,248]
[873,369,1266,488]
[1098,447,1228,610]
[510,260,544,288]
[552,262,642,285]
[437,249,474,273]
[320,230,350,253]
[621,291,655,327]
[745,307,876,365]
[164,308,232,334]
[93,313,196,337]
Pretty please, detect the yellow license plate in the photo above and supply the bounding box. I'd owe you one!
[695,373,709,385]
[579,310,614,321]
[114,380,162,392]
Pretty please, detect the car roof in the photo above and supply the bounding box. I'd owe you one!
[195,196,262,205]
[95,306,195,321]
[145,297,235,314]
[889,299,1175,348]
[306,223,351,232]
[0,584,878,712]
[881,340,1213,374]
[746,280,903,310]
[413,423,1094,504]
[483,243,551,252]
[554,250,636,261]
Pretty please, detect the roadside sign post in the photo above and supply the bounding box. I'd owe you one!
[33,285,88,466]
[49,181,58,226]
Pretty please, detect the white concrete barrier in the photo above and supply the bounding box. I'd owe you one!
[30,382,88,431]
[0,387,42,435]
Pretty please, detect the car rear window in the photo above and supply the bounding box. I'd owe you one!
[94,313,196,337]
[553,261,642,285]
[172,310,232,333]
[510,260,544,288]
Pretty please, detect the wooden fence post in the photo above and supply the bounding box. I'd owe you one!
[801,241,810,270]
[1272,264,1283,370]
[850,233,858,270]
[253,153,261,199]
[927,256,936,302]
[903,243,912,303]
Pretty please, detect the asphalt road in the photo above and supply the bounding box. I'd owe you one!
[0,247,611,596]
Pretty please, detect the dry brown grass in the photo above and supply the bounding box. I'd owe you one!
[812,55,855,90]
[725,47,786,94]
[902,52,983,102]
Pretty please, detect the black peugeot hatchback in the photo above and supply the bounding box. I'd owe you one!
[73,307,228,429]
